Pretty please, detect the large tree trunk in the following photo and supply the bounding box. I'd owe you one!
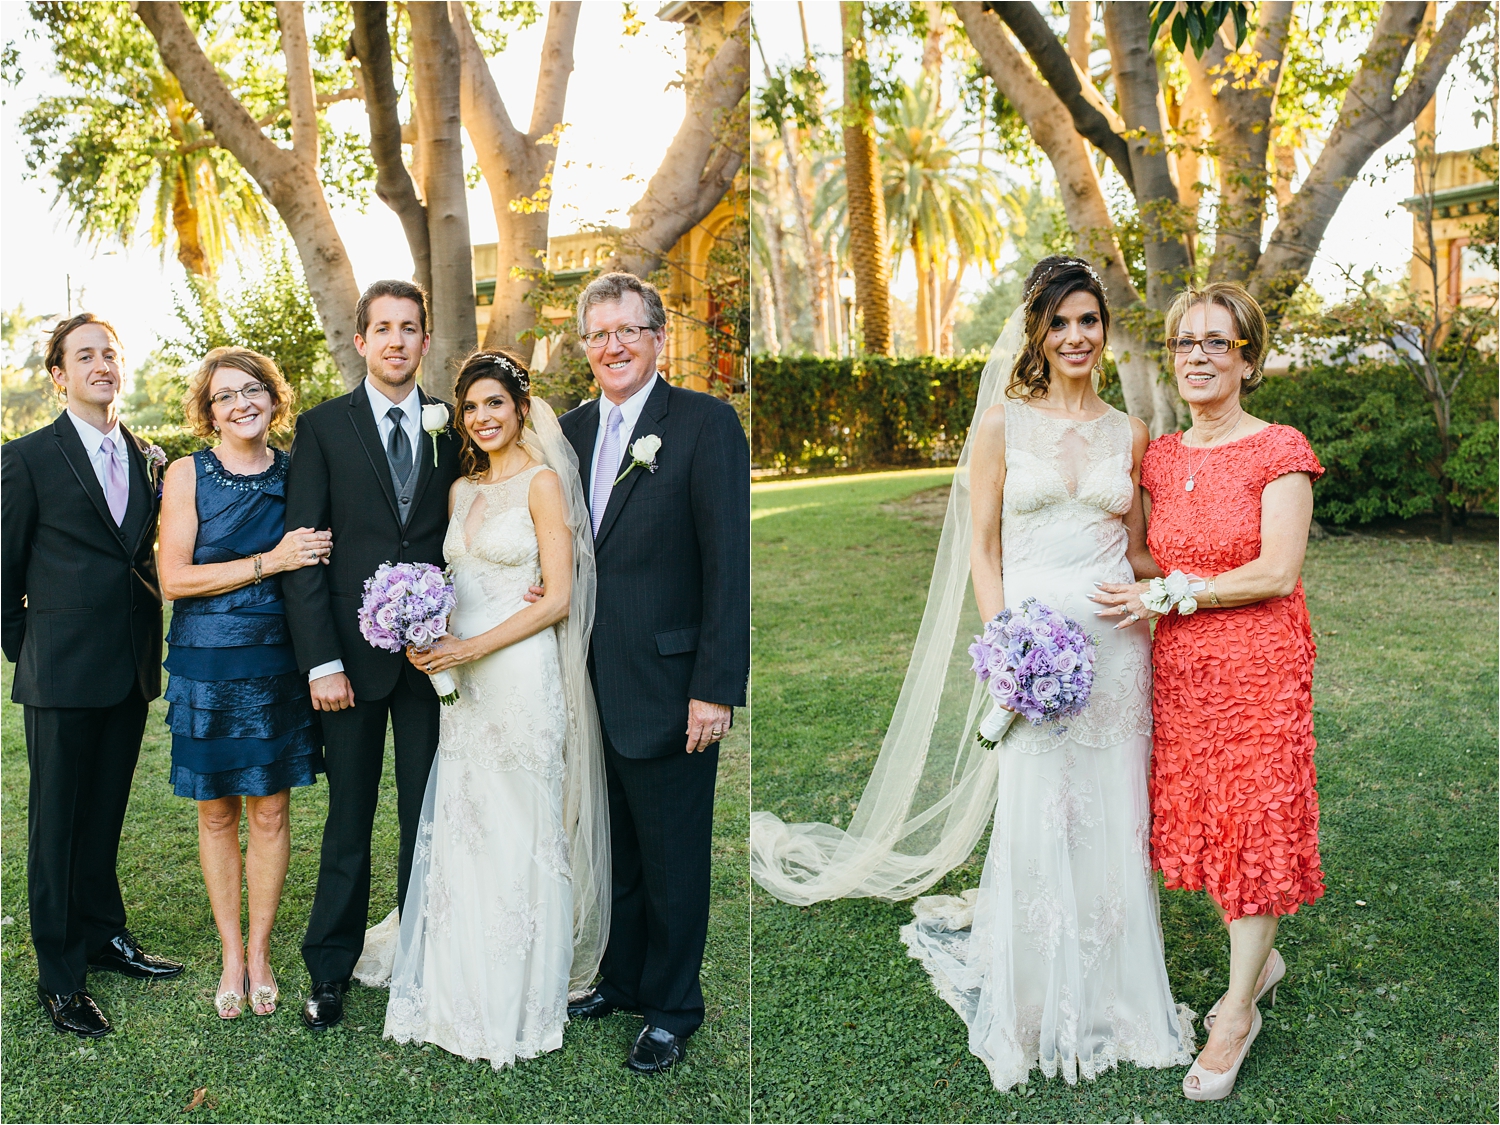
[409,2,476,390]
[841,1,891,356]
[763,203,790,354]
[956,1,1180,431]
[171,172,209,277]
[616,6,750,277]
[1251,1,1484,317]
[350,1,431,297]
[1100,2,1192,307]
[1182,2,1293,282]
[780,123,830,355]
[135,0,365,387]
[452,2,578,350]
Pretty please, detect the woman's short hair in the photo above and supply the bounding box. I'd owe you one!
[183,347,295,440]
[453,349,533,480]
[576,272,667,336]
[1007,256,1111,401]
[1164,282,1269,392]
[45,312,121,376]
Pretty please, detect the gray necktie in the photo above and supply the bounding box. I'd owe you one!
[386,406,413,484]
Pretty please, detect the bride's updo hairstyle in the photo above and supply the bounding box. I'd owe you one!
[452,349,532,479]
[1006,255,1111,401]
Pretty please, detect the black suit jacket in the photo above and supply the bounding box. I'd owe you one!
[282,382,462,700]
[560,378,749,758]
[1,412,163,708]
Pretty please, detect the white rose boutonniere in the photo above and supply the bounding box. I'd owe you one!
[421,403,449,466]
[615,433,661,485]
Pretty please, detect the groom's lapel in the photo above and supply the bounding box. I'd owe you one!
[594,377,669,549]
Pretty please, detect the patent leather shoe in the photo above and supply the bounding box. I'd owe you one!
[567,988,618,1020]
[87,931,184,980]
[38,987,111,1038]
[301,979,348,1031]
[626,1024,685,1073]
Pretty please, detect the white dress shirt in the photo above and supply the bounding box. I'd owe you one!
[590,374,661,503]
[367,376,423,472]
[308,378,424,684]
[66,408,130,496]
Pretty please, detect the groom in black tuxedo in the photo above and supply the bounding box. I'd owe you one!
[1,313,184,1038]
[282,280,461,1030]
[560,273,749,1073]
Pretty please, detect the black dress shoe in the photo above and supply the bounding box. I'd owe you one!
[567,988,619,1021]
[87,931,184,980]
[38,987,111,1038]
[626,1024,686,1073]
[302,979,348,1031]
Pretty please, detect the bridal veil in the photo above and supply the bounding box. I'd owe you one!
[750,307,1026,905]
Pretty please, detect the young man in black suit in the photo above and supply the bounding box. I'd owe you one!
[281,281,461,1030]
[559,273,750,1073]
[1,313,184,1038]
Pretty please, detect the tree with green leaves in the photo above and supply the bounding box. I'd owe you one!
[1,305,59,438]
[953,0,1489,433]
[133,1,369,386]
[17,2,277,279]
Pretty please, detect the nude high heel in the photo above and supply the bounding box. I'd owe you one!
[1204,947,1284,1032]
[1183,1005,1261,1102]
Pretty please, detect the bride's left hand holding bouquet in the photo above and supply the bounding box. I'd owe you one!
[358,561,461,703]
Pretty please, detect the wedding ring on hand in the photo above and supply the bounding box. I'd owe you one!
[1127,612,1140,623]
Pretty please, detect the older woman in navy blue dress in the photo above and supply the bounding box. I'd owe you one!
[158,348,329,1019]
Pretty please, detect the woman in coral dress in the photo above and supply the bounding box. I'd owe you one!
[1093,282,1324,1102]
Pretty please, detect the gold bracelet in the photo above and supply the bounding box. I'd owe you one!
[252,554,263,584]
[1208,576,1220,607]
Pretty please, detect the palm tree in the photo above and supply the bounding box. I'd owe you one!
[21,6,271,280]
[840,1,892,356]
[815,77,1009,355]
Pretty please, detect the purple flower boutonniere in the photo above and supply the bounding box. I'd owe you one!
[145,444,168,497]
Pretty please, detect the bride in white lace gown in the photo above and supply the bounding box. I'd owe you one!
[369,353,609,1070]
[751,258,1194,1091]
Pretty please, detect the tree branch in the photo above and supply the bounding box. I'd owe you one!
[132,1,292,186]
[618,6,750,276]
[350,2,430,294]
[991,1,1134,191]
[527,2,579,141]
[1102,0,1192,305]
[955,3,1138,303]
[177,87,364,154]
[1184,0,1292,281]
[1253,0,1485,315]
[275,1,319,165]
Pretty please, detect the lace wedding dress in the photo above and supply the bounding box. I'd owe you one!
[383,465,574,1068]
[899,400,1194,1089]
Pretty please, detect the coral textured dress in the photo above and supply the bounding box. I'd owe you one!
[1140,425,1325,921]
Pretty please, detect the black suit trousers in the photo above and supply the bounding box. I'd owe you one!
[300,671,438,983]
[597,729,719,1038]
[25,687,148,995]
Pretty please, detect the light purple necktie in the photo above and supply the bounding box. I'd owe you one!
[100,435,129,526]
[591,404,624,537]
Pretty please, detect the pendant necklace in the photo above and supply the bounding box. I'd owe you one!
[1183,414,1245,492]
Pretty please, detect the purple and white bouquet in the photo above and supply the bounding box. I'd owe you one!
[358,562,460,704]
[968,597,1097,747]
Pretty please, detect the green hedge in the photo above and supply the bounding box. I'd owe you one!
[751,354,1497,524]
[751,355,987,470]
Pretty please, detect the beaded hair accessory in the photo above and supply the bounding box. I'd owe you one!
[1023,257,1107,307]
[475,351,530,392]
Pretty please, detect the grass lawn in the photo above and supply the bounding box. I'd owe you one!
[750,469,1498,1124]
[0,649,749,1122]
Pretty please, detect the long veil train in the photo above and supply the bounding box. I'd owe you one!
[749,307,1026,906]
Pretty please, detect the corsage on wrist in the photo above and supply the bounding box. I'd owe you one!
[1140,570,1205,616]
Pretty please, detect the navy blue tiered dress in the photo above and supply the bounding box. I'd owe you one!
[165,449,322,799]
